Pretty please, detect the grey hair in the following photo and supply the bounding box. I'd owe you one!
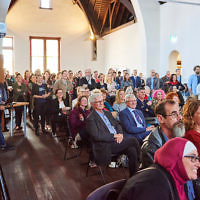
[89,92,103,103]
[125,94,136,102]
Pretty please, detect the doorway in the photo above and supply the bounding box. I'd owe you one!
[168,50,182,73]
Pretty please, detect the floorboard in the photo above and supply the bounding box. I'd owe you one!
[0,122,128,200]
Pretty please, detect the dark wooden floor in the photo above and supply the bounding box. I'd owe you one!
[0,122,127,200]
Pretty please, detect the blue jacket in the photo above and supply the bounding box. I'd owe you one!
[119,107,150,143]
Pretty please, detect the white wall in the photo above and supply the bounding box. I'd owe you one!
[131,0,160,76]
[103,22,145,75]
[160,2,200,83]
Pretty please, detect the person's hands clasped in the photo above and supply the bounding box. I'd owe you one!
[146,125,155,132]
[114,133,123,144]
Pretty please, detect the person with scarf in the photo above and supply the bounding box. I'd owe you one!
[118,138,200,200]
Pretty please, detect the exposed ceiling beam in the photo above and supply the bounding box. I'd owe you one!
[120,0,135,16]
[112,0,121,28]
[77,0,101,35]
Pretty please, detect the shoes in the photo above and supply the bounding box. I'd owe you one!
[89,161,97,168]
[15,126,22,130]
[3,128,9,132]
[71,141,79,149]
[109,162,119,168]
[52,132,56,137]
[1,144,15,151]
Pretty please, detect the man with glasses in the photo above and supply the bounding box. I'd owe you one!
[141,99,182,168]
[119,94,154,144]
[86,92,141,177]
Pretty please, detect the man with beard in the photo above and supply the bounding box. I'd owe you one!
[188,65,200,97]
[141,100,183,169]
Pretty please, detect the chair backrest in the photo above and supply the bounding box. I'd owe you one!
[145,117,159,126]
[86,179,126,200]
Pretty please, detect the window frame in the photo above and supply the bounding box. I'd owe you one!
[2,36,14,74]
[30,36,61,73]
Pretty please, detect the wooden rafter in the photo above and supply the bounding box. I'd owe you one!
[111,0,121,28]
[115,4,125,27]
[120,0,135,16]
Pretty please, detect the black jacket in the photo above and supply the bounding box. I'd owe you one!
[118,164,180,200]
[51,98,69,116]
[86,110,122,165]
[141,126,166,169]
[79,77,96,91]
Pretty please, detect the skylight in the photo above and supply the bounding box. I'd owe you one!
[40,0,52,9]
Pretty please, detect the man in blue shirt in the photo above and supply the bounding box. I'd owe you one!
[188,65,200,97]
[86,92,140,177]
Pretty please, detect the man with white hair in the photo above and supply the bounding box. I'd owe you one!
[86,92,141,177]
[119,94,154,144]
[79,68,96,91]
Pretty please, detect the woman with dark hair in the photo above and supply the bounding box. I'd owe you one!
[51,88,69,137]
[168,74,185,91]
[96,73,107,90]
[12,73,27,130]
[120,73,133,89]
[69,96,91,141]
[118,138,200,200]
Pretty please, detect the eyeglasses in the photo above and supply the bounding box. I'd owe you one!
[127,100,137,103]
[184,155,200,163]
[94,100,104,104]
[163,111,182,119]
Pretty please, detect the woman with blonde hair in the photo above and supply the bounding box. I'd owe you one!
[113,89,126,120]
[105,73,116,96]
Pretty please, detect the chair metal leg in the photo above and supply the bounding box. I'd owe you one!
[98,166,106,184]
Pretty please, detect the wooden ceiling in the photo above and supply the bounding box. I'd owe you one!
[8,0,136,37]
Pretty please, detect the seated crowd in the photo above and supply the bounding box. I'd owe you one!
[1,66,200,200]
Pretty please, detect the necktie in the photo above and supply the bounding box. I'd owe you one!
[132,110,143,126]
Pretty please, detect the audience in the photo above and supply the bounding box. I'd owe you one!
[2,65,200,197]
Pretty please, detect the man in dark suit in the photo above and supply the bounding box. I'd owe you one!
[130,69,141,91]
[79,68,96,91]
[86,93,140,177]
[119,94,154,144]
[146,69,159,91]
